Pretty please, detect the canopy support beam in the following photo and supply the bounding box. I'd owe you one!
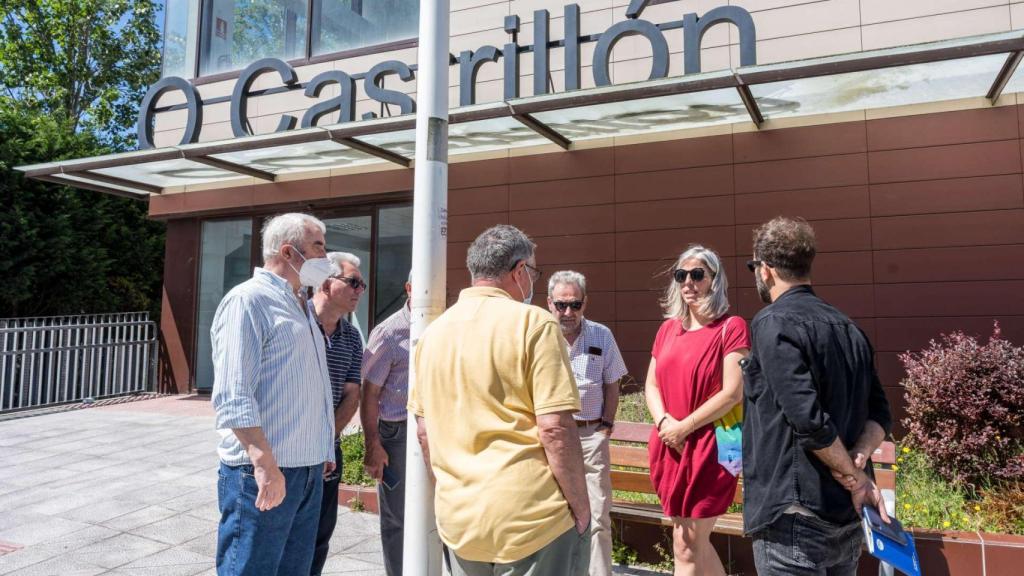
[331,135,412,167]
[987,50,1023,103]
[188,155,276,182]
[511,112,571,150]
[66,170,163,195]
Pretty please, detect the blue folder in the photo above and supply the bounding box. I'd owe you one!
[862,506,922,576]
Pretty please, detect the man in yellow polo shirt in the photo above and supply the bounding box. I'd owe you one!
[409,224,591,575]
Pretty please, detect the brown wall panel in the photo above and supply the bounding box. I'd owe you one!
[449,184,509,216]
[616,321,663,352]
[733,121,867,163]
[866,106,1019,151]
[622,350,651,381]
[615,195,734,232]
[870,174,1023,217]
[614,134,732,174]
[253,177,333,205]
[734,185,870,224]
[733,251,874,288]
[509,176,614,210]
[871,210,1024,250]
[616,260,674,292]
[330,169,413,196]
[734,153,868,194]
[815,285,876,318]
[614,165,734,203]
[510,204,615,237]
[876,352,908,389]
[735,218,873,255]
[873,245,1024,283]
[868,140,1021,184]
[616,291,666,322]
[446,240,471,269]
[447,212,508,242]
[874,316,1024,352]
[535,233,616,264]
[875,281,1024,317]
[449,158,509,189]
[508,148,614,183]
[617,226,737,260]
[159,218,199,394]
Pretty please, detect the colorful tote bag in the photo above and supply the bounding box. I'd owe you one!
[714,318,743,477]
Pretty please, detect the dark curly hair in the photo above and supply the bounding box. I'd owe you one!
[752,217,816,281]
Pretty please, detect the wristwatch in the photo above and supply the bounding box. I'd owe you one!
[597,419,615,432]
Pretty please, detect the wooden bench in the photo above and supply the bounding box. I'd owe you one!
[608,421,898,538]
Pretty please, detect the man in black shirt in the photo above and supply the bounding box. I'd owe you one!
[743,217,892,576]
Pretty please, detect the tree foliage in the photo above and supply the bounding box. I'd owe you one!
[0,1,166,319]
[0,0,162,147]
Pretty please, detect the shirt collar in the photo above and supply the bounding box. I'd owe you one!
[459,286,514,301]
[775,284,815,303]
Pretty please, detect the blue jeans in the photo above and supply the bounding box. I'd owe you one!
[752,512,863,576]
[217,462,324,576]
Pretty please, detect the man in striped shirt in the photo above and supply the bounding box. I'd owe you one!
[211,213,337,576]
[360,275,411,576]
[547,270,628,576]
[310,252,366,576]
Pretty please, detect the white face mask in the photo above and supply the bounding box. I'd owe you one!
[287,247,336,288]
[516,266,535,305]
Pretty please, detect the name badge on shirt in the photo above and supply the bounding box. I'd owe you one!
[587,346,603,356]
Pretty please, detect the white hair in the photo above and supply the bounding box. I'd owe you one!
[548,270,587,298]
[466,225,535,282]
[660,245,730,322]
[261,213,326,262]
[327,252,360,271]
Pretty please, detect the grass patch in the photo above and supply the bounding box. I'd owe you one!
[616,391,652,424]
[896,445,1024,535]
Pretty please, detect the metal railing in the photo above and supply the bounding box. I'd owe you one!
[0,312,157,413]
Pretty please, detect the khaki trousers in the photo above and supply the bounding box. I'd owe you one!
[578,423,613,576]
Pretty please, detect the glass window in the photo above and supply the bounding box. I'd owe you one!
[200,0,308,76]
[323,215,372,341]
[374,205,412,323]
[196,219,253,390]
[162,0,199,78]
[313,0,418,56]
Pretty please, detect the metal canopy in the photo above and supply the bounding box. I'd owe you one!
[18,30,1024,199]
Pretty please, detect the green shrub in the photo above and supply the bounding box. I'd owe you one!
[340,431,375,487]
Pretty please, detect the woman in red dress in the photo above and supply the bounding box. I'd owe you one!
[645,245,750,576]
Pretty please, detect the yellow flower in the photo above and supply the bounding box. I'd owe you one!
[897,457,904,463]
[902,446,911,454]
[904,503,912,511]
[963,515,970,522]
[943,521,951,528]
[892,465,899,472]
[974,505,981,512]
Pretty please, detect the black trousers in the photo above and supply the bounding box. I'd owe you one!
[310,444,343,575]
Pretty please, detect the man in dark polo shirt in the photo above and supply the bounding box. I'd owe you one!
[310,251,366,575]
[743,217,893,576]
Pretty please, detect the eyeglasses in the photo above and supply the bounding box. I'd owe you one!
[552,301,584,312]
[333,276,367,290]
[673,268,707,283]
[746,260,771,273]
[511,261,542,283]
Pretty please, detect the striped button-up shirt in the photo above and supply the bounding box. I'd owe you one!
[211,268,335,468]
[322,317,363,408]
[567,318,628,421]
[362,304,410,421]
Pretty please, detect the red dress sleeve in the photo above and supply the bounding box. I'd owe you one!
[722,315,751,356]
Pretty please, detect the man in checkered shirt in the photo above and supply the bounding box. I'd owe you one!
[547,270,628,576]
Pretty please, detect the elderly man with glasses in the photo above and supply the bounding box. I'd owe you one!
[547,270,627,576]
[310,251,367,576]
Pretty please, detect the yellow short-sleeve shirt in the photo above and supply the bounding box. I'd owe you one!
[408,286,581,563]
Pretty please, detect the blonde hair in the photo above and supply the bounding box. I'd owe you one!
[660,245,730,321]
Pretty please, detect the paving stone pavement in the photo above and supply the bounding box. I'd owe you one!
[0,396,662,575]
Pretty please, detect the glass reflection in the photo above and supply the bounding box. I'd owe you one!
[200,0,308,75]
[313,0,419,55]
[322,215,372,341]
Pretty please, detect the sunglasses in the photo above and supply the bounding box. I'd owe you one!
[552,301,584,311]
[334,276,367,290]
[746,260,770,273]
[673,268,707,283]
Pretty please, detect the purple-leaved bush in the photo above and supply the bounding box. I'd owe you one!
[900,322,1024,486]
